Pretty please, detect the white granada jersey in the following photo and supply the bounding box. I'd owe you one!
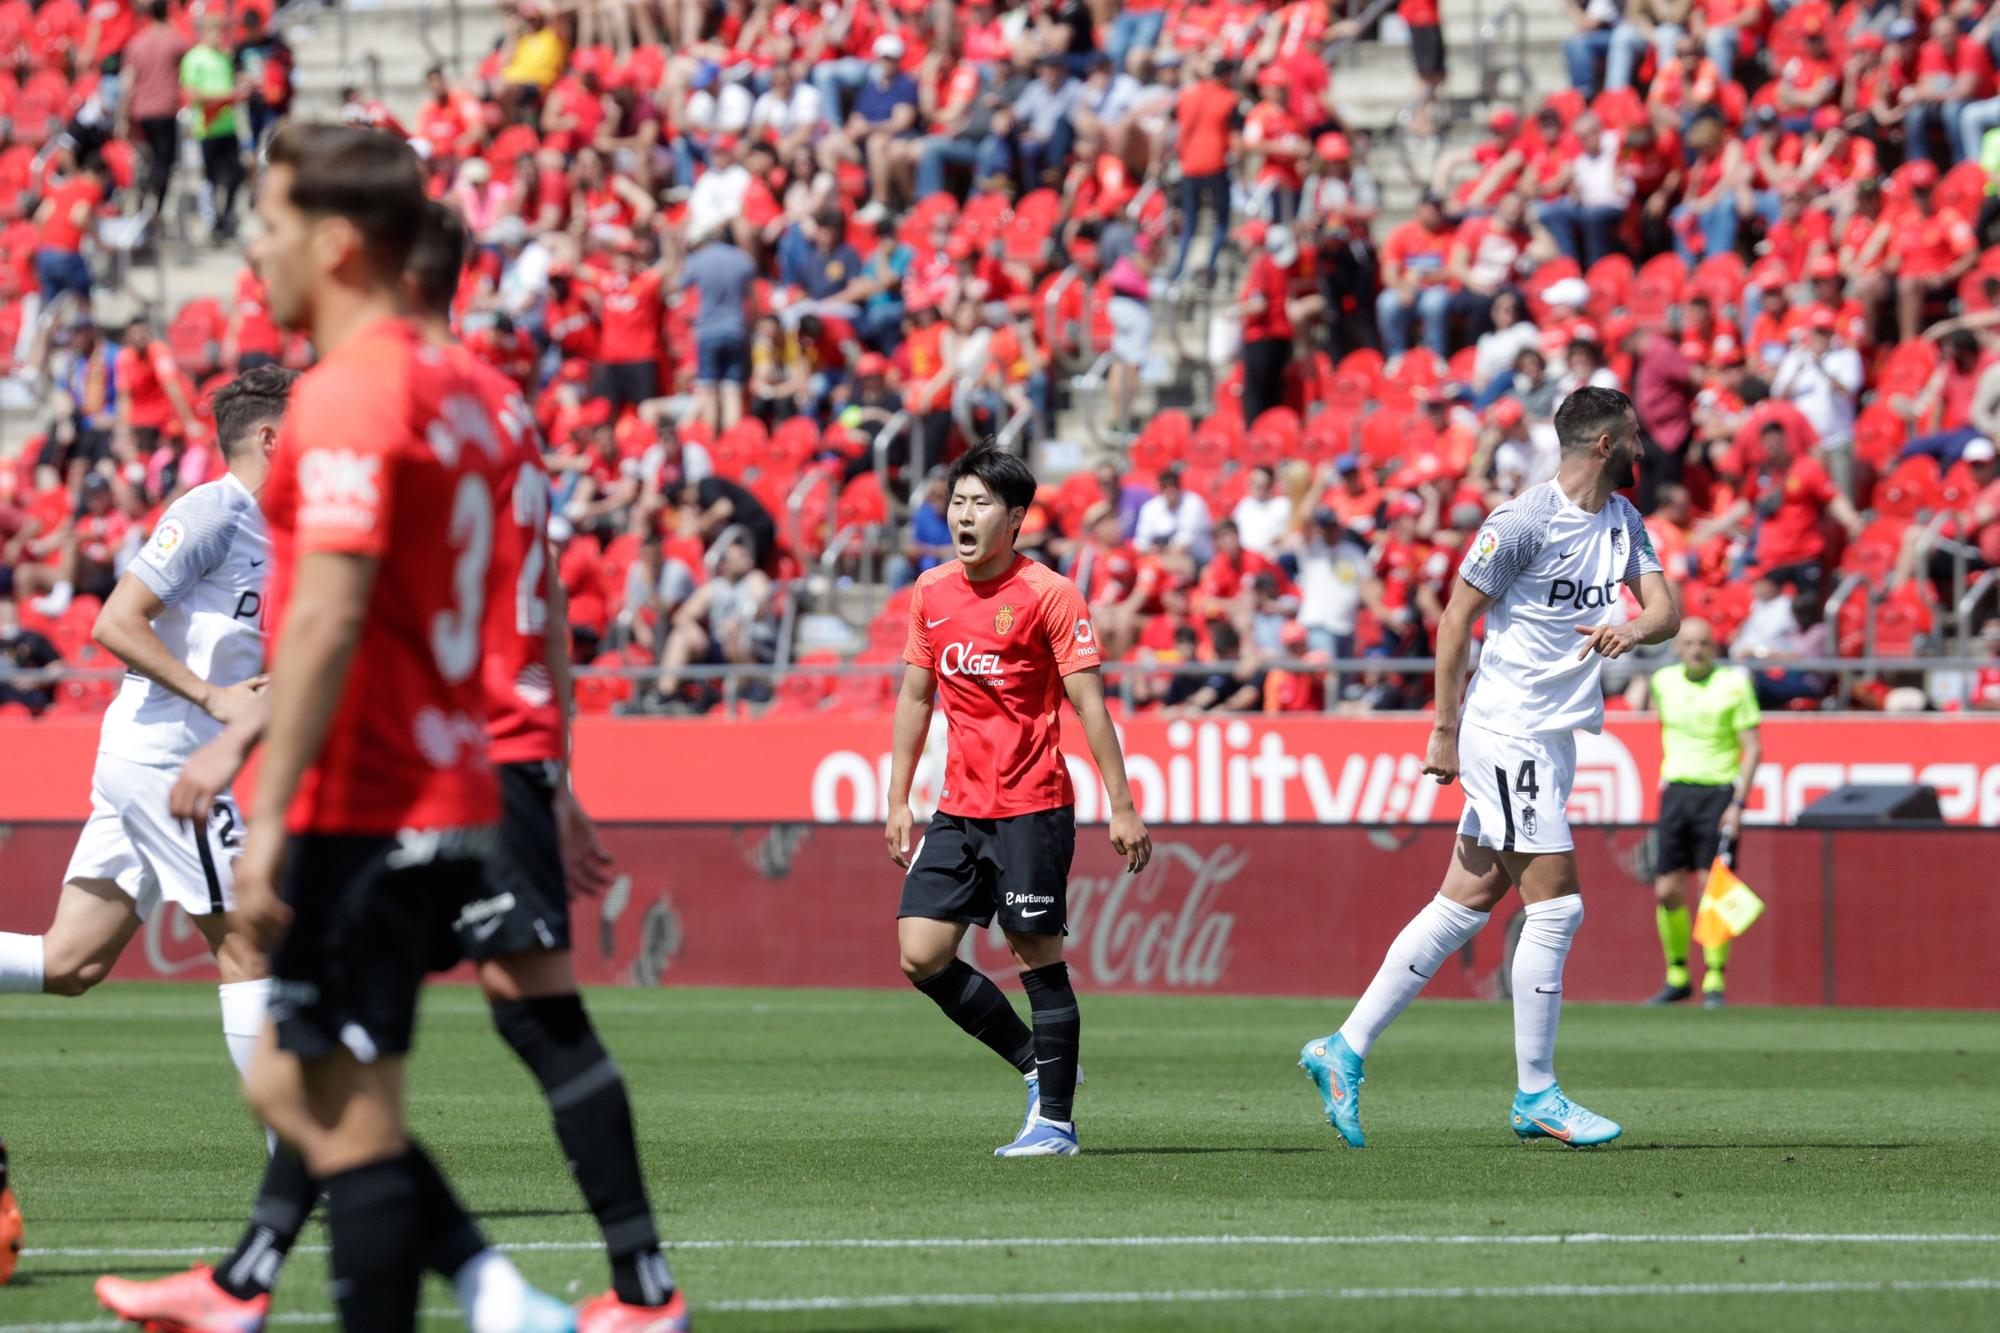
[1456,480,1659,737]
[98,474,269,768]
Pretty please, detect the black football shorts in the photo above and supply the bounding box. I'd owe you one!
[897,806,1076,937]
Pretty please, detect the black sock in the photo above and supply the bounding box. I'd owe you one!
[912,958,1036,1074]
[213,1145,318,1301]
[404,1142,487,1280]
[322,1156,423,1333]
[492,995,674,1307]
[1021,962,1080,1124]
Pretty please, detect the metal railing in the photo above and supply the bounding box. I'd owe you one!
[418,0,466,75]
[5,655,1974,720]
[1476,3,1531,112]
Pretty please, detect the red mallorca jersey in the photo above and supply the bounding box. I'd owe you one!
[453,347,565,765]
[260,317,500,835]
[904,555,1100,819]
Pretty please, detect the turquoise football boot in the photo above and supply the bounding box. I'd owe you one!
[1511,1085,1622,1147]
[1298,1034,1366,1147]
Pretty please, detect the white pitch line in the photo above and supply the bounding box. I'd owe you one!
[25,1231,2000,1260]
[9,1278,2000,1329]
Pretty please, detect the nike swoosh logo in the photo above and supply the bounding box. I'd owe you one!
[1408,964,1433,979]
[1021,908,1048,918]
[1561,547,1581,560]
[1036,1057,1058,1065]
[926,617,950,627]
[248,558,266,568]
[1527,1115,1573,1142]
[1534,985,1562,994]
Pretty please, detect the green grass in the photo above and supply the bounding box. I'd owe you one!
[4,984,1999,1331]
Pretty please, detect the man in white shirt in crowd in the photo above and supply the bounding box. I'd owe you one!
[1134,464,1215,569]
[1533,112,1634,268]
[1231,464,1293,557]
[1291,508,1390,659]
[1769,308,1863,459]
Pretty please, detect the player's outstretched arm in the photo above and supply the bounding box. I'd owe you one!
[1062,668,1152,875]
[237,551,378,950]
[1425,577,1496,786]
[884,663,936,868]
[93,574,269,724]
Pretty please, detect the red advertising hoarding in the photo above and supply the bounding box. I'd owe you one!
[2,822,1993,1009]
[1,714,1999,826]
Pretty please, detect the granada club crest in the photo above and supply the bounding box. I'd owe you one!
[994,604,1015,635]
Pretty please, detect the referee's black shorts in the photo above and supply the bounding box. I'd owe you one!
[1656,782,1733,875]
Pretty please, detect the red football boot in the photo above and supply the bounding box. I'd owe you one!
[576,1288,693,1332]
[95,1264,270,1333]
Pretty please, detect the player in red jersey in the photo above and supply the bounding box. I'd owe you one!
[101,202,690,1333]
[112,124,568,1333]
[886,447,1151,1158]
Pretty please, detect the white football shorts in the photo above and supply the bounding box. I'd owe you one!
[1454,722,1576,855]
[63,752,241,919]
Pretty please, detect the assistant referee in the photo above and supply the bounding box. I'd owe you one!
[1645,617,1761,1008]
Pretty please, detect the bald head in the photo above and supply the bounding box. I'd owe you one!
[1677,617,1718,676]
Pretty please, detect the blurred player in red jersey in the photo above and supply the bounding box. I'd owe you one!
[103,202,691,1333]
[886,447,1151,1159]
[118,125,569,1333]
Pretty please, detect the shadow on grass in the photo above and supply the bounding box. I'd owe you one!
[1089,1146,1324,1157]
[1616,1136,1912,1144]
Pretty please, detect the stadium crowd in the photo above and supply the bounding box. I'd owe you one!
[2,0,2000,718]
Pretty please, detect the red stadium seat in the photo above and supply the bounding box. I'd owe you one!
[1586,254,1634,316]
[1851,404,1907,472]
[1876,457,1940,520]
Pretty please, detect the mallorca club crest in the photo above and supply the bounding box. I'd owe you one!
[994,604,1015,635]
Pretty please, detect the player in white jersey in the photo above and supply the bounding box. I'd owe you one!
[0,367,297,1089]
[1300,386,1679,1148]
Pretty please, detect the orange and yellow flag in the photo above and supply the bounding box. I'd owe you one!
[1692,857,1766,949]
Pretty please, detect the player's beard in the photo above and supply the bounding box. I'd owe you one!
[1612,449,1639,490]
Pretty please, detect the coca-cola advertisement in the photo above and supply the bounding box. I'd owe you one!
[2,822,1994,1008]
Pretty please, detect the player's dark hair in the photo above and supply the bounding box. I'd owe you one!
[211,365,300,459]
[1553,386,1634,457]
[265,124,427,278]
[407,199,470,316]
[946,445,1036,514]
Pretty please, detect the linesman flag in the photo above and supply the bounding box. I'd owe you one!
[1693,833,1765,949]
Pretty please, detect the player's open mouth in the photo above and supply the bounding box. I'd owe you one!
[956,531,978,553]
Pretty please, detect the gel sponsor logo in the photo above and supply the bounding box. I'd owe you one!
[1547,577,1620,610]
[937,641,1005,678]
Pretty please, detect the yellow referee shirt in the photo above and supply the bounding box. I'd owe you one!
[1652,664,1760,786]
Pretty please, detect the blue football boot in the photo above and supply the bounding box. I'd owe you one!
[1510,1085,1623,1147]
[1298,1034,1366,1147]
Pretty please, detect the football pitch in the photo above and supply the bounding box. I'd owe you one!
[3,984,1998,1332]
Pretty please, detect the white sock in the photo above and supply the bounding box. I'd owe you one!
[218,978,271,1083]
[454,1248,531,1333]
[1513,895,1585,1095]
[0,934,45,993]
[32,581,74,616]
[1337,894,1489,1058]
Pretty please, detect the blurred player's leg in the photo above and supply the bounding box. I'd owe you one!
[464,762,682,1324]
[1,1136,22,1287]
[484,954,680,1320]
[1651,879,1694,1005]
[1702,940,1730,1007]
[0,878,140,996]
[1017,957,1079,1128]
[1302,837,1501,1147]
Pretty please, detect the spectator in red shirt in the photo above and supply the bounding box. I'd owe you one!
[113,312,198,453]
[1896,162,1979,342]
[1375,191,1456,357]
[122,1,186,217]
[1441,192,1538,354]
[33,153,103,309]
[1711,420,1863,596]
[1237,221,1301,426]
[584,237,670,415]
[1908,14,1995,168]
[1169,56,1240,287]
